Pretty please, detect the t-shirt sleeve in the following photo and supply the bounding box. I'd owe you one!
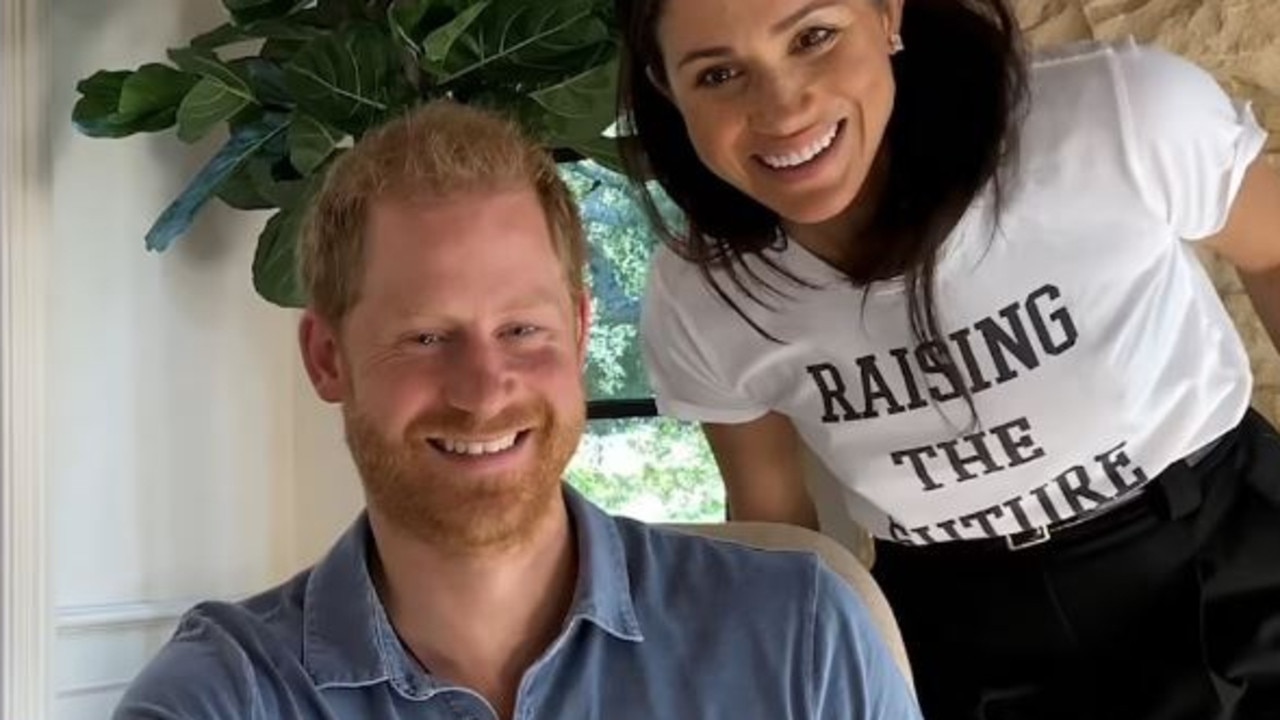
[641,248,769,424]
[1116,43,1268,240]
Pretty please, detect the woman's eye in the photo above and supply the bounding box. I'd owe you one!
[794,26,837,51]
[696,66,739,88]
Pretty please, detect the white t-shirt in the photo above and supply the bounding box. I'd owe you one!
[641,39,1268,545]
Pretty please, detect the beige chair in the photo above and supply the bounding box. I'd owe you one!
[663,521,913,688]
[800,443,877,567]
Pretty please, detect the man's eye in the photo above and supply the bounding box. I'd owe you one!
[794,26,838,52]
[415,332,443,347]
[696,66,739,88]
[505,325,542,340]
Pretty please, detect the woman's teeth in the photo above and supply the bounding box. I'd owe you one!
[759,123,840,169]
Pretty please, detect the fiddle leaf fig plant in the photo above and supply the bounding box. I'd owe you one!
[72,0,622,307]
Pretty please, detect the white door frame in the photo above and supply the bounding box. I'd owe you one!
[1,0,52,716]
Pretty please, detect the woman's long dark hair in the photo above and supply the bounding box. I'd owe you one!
[616,0,1029,407]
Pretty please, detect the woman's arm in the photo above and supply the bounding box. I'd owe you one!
[703,411,819,529]
[1203,158,1280,352]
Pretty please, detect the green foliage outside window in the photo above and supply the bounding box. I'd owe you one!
[560,163,724,523]
[569,418,724,523]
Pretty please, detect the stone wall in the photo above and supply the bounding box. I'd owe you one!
[1013,0,1280,420]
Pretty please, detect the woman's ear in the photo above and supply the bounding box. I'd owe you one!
[882,0,905,55]
[884,0,905,37]
[646,64,675,102]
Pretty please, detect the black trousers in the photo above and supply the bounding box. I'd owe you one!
[873,410,1280,720]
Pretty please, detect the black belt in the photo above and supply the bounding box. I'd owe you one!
[990,430,1232,553]
[1001,483,1151,550]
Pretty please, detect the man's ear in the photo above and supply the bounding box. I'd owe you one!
[299,309,349,404]
[575,291,592,366]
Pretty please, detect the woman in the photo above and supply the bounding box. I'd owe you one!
[616,0,1280,717]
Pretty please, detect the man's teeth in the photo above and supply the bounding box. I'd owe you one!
[436,433,519,456]
[760,123,839,169]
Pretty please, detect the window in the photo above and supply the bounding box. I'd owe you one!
[560,162,725,522]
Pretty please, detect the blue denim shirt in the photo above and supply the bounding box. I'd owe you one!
[114,488,919,719]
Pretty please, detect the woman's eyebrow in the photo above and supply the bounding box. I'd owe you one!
[769,0,845,35]
[676,0,846,70]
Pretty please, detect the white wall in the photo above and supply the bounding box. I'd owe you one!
[291,372,363,567]
[48,1,325,716]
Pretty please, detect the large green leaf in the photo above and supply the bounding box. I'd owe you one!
[117,64,197,117]
[191,23,253,50]
[529,57,617,141]
[73,65,197,138]
[420,1,489,70]
[252,164,325,306]
[261,37,309,64]
[72,70,133,136]
[176,77,253,143]
[432,0,608,84]
[253,203,309,307]
[232,57,294,108]
[222,0,309,25]
[248,155,309,208]
[192,18,327,48]
[289,113,343,175]
[216,158,276,210]
[216,138,307,211]
[196,17,322,44]
[241,19,329,41]
[167,49,257,143]
[591,0,617,29]
[441,40,613,96]
[388,0,435,54]
[284,23,397,134]
[314,0,369,25]
[167,48,251,91]
[145,114,289,251]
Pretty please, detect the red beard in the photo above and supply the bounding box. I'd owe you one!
[343,398,584,553]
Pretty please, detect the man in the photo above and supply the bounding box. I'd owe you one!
[113,101,919,720]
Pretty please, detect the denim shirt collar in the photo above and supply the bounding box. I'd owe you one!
[301,485,643,697]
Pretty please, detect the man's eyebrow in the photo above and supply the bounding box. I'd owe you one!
[395,291,563,319]
[676,0,847,70]
[502,287,568,314]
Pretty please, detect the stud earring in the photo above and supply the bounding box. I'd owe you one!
[889,33,904,54]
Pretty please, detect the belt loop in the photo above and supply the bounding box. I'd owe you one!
[1005,526,1051,551]
[1155,461,1204,520]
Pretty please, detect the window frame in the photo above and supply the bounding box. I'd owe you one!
[587,398,658,420]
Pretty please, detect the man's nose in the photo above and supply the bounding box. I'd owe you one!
[443,339,514,421]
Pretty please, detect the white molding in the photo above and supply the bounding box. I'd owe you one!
[1,0,51,716]
[55,599,197,635]
[56,678,131,700]
[53,598,245,701]
[53,600,196,702]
